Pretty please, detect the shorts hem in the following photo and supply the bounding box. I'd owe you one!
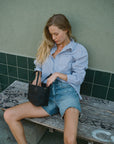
[42,106,52,116]
[42,106,59,116]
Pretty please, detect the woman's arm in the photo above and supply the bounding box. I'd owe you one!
[46,72,67,87]
[32,71,42,86]
[67,45,88,86]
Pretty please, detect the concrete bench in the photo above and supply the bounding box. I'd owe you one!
[0,80,114,144]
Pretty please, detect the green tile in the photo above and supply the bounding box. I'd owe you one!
[0,52,6,64]
[0,75,8,85]
[7,54,16,66]
[17,56,27,68]
[94,71,110,86]
[18,68,28,80]
[92,84,107,99]
[8,66,17,77]
[0,64,7,75]
[84,69,95,83]
[29,70,34,82]
[80,82,92,96]
[1,84,8,91]
[0,83,1,92]
[110,74,114,88]
[107,88,114,101]
[28,57,35,70]
[9,77,17,84]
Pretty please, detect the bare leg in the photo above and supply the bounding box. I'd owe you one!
[4,102,49,144]
[64,108,79,144]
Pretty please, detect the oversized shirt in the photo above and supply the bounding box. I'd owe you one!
[34,39,88,100]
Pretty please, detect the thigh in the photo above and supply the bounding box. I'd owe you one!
[5,102,50,120]
[56,85,81,117]
[64,108,79,139]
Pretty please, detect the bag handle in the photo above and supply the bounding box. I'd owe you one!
[35,71,52,86]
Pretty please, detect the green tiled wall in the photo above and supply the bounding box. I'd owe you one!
[81,70,114,101]
[0,52,114,101]
[0,52,34,91]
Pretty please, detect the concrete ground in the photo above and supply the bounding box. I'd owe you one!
[0,110,16,144]
[0,110,88,144]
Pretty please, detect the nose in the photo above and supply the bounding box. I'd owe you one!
[52,35,56,41]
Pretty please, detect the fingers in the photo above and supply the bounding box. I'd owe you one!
[46,73,57,87]
[32,80,36,85]
[33,73,58,87]
[32,79,41,86]
[46,79,53,87]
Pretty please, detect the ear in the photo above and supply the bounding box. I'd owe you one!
[64,30,68,34]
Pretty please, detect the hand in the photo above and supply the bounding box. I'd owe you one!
[46,73,58,87]
[32,79,36,85]
[32,71,42,86]
[32,77,41,86]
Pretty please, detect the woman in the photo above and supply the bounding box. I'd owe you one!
[4,14,88,144]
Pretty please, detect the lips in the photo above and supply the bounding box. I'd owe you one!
[55,40,58,43]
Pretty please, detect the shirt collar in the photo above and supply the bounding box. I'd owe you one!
[50,38,75,55]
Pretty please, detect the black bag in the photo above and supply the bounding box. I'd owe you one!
[28,72,51,106]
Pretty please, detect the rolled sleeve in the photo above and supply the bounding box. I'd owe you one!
[34,59,42,72]
[67,45,88,85]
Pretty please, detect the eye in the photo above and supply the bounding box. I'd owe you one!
[54,33,59,36]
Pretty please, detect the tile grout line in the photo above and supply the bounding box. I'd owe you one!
[27,57,29,81]
[16,55,19,80]
[0,62,34,71]
[90,70,96,97]
[105,73,112,100]
[6,54,9,84]
[0,73,28,83]
[83,81,114,88]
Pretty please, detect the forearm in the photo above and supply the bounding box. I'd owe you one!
[55,72,67,81]
[35,71,42,80]
[46,72,67,87]
[32,71,42,86]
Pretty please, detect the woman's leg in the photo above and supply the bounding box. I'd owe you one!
[64,107,79,144]
[4,102,49,144]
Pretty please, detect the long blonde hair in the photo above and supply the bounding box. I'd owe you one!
[36,14,72,64]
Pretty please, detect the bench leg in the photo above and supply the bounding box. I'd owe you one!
[49,128,54,133]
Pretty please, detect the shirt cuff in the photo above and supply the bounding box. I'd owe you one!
[67,74,74,84]
[34,67,42,72]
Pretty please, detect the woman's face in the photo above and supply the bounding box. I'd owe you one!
[48,25,69,45]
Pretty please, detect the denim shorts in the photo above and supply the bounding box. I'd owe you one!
[42,80,81,117]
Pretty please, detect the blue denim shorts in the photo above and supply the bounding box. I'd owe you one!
[42,80,81,117]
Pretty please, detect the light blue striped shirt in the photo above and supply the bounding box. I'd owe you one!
[34,39,88,100]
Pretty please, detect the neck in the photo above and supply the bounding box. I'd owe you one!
[57,38,70,49]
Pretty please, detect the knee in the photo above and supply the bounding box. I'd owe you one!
[64,135,76,144]
[4,108,16,124]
